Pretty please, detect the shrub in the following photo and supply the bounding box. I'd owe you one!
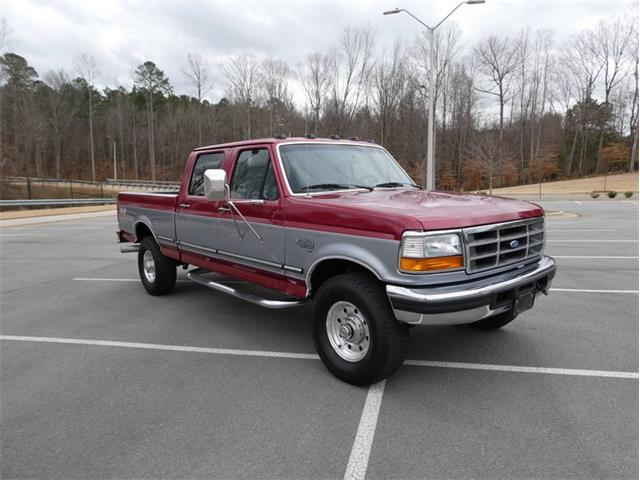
[607,191,617,198]
[590,191,600,198]
[624,191,634,198]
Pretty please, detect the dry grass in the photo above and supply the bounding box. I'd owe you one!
[0,182,119,200]
[490,172,638,195]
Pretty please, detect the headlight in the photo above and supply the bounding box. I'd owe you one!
[400,232,464,273]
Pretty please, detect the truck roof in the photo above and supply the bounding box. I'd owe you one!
[192,136,377,152]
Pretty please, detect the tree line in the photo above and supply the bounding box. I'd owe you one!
[0,16,637,191]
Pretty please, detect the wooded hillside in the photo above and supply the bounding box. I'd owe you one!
[0,15,637,190]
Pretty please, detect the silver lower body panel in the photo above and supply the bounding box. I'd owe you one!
[387,256,556,326]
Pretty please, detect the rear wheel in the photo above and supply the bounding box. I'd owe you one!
[466,311,517,331]
[312,272,409,386]
[138,236,176,296]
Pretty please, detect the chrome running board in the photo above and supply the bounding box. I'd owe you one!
[186,268,308,309]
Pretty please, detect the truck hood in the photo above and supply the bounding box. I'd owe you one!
[292,189,544,234]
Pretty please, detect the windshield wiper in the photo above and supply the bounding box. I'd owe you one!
[301,183,373,192]
[373,182,421,189]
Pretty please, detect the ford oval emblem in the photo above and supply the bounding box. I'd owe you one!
[510,240,520,249]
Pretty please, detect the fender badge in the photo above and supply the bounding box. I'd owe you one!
[296,238,315,252]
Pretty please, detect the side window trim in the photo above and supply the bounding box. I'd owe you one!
[230,147,280,201]
[188,150,225,197]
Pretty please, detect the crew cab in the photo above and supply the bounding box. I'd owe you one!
[117,137,557,385]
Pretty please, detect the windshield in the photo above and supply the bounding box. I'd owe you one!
[279,143,415,193]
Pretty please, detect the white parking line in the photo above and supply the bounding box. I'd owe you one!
[403,360,638,379]
[1,335,637,380]
[551,288,638,294]
[0,335,319,360]
[343,381,386,480]
[554,256,638,259]
[0,233,50,237]
[547,229,616,232]
[547,239,638,243]
[74,278,140,282]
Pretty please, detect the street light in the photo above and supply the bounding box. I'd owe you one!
[384,1,485,190]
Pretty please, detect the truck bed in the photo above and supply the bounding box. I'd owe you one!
[118,191,179,244]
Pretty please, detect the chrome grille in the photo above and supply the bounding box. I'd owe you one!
[463,217,545,273]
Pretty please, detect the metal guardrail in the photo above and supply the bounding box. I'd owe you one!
[105,178,180,188]
[3,176,103,186]
[0,198,116,207]
[4,176,180,190]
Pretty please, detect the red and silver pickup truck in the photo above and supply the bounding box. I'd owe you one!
[117,137,556,385]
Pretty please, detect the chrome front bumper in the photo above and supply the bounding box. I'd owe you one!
[386,256,557,326]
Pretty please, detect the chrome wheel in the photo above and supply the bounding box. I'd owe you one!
[326,301,370,362]
[142,249,156,283]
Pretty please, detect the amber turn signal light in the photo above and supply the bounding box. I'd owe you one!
[400,255,464,272]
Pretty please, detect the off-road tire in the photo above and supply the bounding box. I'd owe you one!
[138,236,177,296]
[312,272,409,386]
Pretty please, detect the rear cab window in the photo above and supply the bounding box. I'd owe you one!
[189,152,225,196]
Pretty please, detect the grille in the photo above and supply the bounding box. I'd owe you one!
[463,217,545,273]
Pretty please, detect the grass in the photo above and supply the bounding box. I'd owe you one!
[490,172,638,195]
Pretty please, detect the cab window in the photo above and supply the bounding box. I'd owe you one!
[189,152,225,196]
[230,149,279,200]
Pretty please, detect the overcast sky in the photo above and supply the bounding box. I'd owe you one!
[1,0,635,103]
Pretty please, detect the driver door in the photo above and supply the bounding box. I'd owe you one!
[216,146,285,280]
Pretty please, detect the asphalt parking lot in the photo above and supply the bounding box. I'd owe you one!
[1,199,638,479]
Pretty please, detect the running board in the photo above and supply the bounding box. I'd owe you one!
[186,268,309,309]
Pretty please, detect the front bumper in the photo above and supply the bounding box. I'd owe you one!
[386,256,557,325]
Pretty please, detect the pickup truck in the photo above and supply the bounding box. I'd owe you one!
[117,137,557,385]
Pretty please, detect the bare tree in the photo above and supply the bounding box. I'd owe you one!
[299,52,330,134]
[467,129,503,194]
[592,18,635,171]
[182,52,213,145]
[473,35,522,144]
[74,53,98,181]
[260,57,292,136]
[221,53,260,138]
[561,30,604,174]
[44,69,77,179]
[325,25,375,136]
[629,26,639,172]
[413,23,462,119]
[373,41,410,146]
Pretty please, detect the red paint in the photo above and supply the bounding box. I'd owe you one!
[181,252,291,293]
[118,137,544,296]
[283,189,543,240]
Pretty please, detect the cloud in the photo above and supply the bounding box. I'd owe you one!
[2,0,629,102]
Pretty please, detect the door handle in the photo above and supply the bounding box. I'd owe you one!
[179,203,191,209]
[218,207,231,213]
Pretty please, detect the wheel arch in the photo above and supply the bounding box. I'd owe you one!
[307,256,383,297]
[134,219,157,244]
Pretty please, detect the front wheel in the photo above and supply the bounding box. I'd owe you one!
[312,273,409,386]
[138,236,177,296]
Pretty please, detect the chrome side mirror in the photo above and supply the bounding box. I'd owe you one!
[203,169,227,201]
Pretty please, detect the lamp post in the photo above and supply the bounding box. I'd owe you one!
[384,1,485,190]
